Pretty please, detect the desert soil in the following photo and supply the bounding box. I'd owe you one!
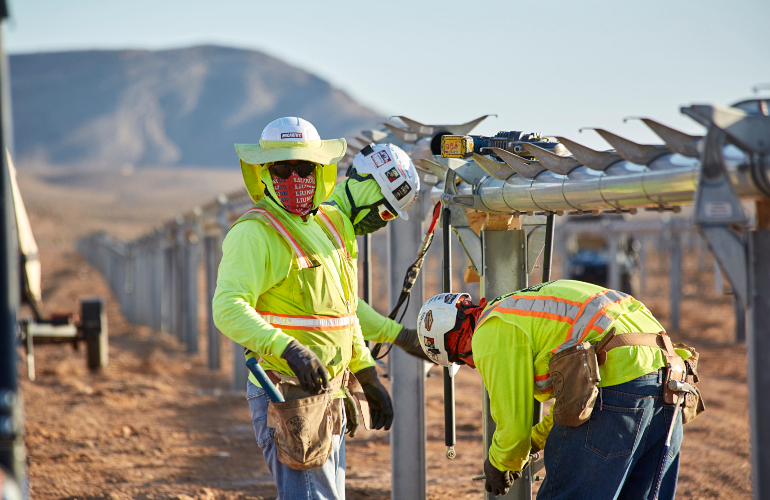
[15,167,752,499]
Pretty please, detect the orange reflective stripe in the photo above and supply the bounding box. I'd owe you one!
[245,207,312,269]
[478,294,581,326]
[553,289,630,353]
[581,295,633,343]
[317,211,349,258]
[494,307,573,323]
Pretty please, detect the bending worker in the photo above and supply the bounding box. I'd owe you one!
[213,117,402,500]
[416,279,701,499]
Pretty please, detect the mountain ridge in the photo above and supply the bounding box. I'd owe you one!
[11,45,384,168]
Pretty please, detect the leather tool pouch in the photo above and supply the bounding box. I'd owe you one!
[266,371,355,470]
[548,330,610,427]
[660,332,687,405]
[267,392,336,470]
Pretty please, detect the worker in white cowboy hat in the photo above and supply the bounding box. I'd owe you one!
[322,143,430,362]
[416,280,703,499]
[213,117,395,500]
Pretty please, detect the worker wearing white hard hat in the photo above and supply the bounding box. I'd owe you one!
[416,281,702,499]
[323,143,428,361]
[214,117,394,500]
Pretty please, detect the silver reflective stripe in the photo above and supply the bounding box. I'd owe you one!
[257,312,358,329]
[556,290,629,353]
[535,376,552,392]
[478,296,580,325]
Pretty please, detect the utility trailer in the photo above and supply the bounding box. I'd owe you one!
[8,151,108,380]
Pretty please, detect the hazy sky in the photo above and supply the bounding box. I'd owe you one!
[5,0,770,149]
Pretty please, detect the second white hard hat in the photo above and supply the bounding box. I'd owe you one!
[352,144,420,220]
[416,293,471,366]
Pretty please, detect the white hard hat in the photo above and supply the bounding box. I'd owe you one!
[352,144,420,220]
[416,293,471,367]
[260,117,321,142]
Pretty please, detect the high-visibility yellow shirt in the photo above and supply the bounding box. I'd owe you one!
[472,280,689,472]
[213,196,376,396]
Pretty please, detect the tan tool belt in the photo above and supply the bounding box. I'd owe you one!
[549,328,705,427]
[265,369,371,470]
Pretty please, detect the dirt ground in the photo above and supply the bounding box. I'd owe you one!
[15,167,752,499]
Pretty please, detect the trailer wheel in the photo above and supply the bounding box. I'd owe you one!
[81,298,108,370]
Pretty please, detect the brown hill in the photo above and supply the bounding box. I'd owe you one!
[11,45,383,168]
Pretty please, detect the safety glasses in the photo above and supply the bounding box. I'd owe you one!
[268,160,318,179]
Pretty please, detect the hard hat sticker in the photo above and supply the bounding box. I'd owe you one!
[423,336,435,348]
[392,182,412,201]
[424,310,434,331]
[281,132,303,139]
[372,150,392,168]
[443,294,459,304]
[385,167,401,183]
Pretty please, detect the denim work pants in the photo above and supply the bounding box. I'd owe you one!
[539,369,683,500]
[247,380,347,500]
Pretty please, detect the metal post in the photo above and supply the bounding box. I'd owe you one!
[184,231,199,354]
[669,232,682,331]
[0,0,25,487]
[442,208,456,459]
[714,258,724,295]
[608,233,621,291]
[161,243,173,333]
[205,233,222,369]
[480,227,536,500]
[388,194,427,500]
[735,296,746,344]
[747,231,770,500]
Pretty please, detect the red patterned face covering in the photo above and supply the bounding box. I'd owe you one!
[446,297,487,369]
[272,171,316,218]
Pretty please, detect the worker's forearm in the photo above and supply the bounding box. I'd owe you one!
[356,299,403,343]
[213,290,294,358]
[531,412,553,451]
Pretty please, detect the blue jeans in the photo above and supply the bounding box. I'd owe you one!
[539,370,683,500]
[247,380,347,500]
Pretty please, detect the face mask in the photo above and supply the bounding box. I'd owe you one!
[272,171,316,218]
[446,298,488,367]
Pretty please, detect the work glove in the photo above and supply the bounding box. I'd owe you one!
[280,340,330,395]
[343,386,360,438]
[353,366,394,431]
[353,208,388,235]
[484,457,514,497]
[394,327,432,362]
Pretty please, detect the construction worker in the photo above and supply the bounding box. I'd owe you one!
[213,117,396,500]
[323,143,428,361]
[417,280,693,499]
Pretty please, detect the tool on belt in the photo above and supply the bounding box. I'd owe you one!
[245,358,371,470]
[548,328,705,427]
[648,379,697,500]
[245,357,285,403]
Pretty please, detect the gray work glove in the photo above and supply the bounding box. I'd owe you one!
[484,457,514,497]
[343,386,360,438]
[280,340,330,395]
[394,327,433,362]
[353,366,394,431]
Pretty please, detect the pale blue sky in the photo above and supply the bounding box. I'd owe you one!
[5,0,770,149]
